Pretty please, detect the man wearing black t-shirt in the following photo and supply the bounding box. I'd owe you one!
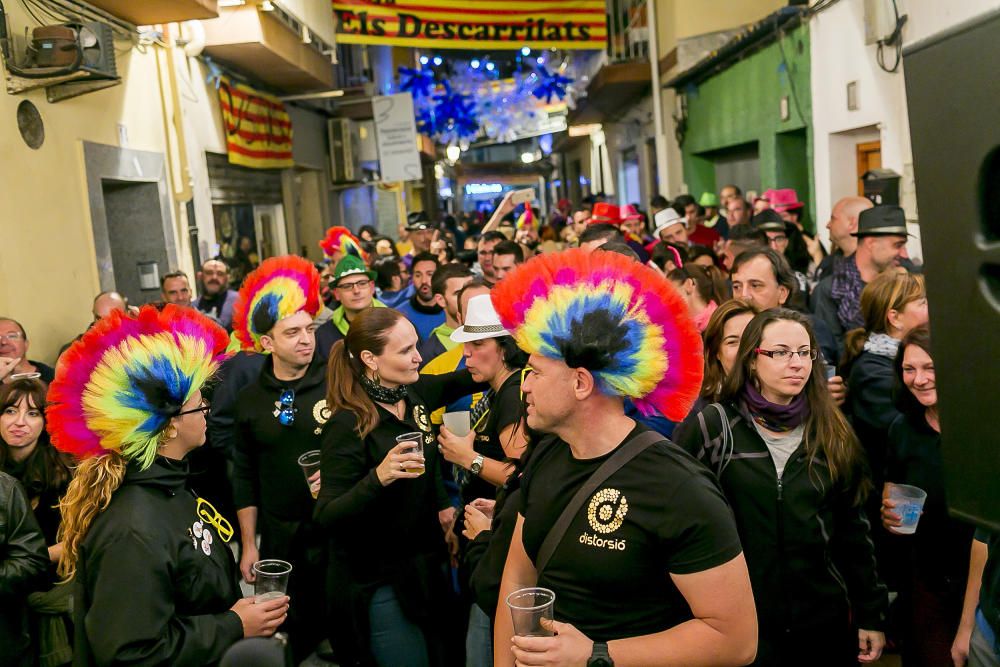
[491,249,757,667]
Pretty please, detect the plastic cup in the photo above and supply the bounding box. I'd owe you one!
[442,411,471,437]
[253,559,292,602]
[506,587,555,637]
[888,483,928,534]
[396,431,425,475]
[297,450,322,499]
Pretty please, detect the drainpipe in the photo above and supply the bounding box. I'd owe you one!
[647,0,669,196]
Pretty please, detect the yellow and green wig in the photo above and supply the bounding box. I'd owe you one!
[491,248,704,421]
[46,305,230,469]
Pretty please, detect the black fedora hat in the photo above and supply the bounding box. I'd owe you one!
[406,211,432,231]
[751,209,786,232]
[852,204,911,237]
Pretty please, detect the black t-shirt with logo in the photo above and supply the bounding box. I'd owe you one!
[519,424,743,642]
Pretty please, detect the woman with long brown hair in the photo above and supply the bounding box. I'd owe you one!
[674,308,888,666]
[314,307,484,667]
[0,378,73,665]
[48,305,287,665]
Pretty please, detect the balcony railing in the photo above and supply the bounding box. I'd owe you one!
[607,0,649,63]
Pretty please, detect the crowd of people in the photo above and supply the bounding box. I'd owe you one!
[0,182,996,667]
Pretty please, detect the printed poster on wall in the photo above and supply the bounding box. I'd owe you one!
[332,0,607,50]
[372,93,422,183]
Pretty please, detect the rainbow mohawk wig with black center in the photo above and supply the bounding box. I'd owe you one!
[319,226,368,264]
[232,255,321,352]
[46,305,230,469]
[491,248,703,421]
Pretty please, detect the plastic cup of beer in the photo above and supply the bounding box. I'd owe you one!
[252,559,292,602]
[888,483,928,534]
[442,411,472,437]
[297,450,322,499]
[506,587,556,637]
[396,431,425,475]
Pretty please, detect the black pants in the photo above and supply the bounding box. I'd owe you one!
[259,515,329,664]
[753,622,857,666]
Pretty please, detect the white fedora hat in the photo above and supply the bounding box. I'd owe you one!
[451,294,510,343]
[653,208,686,235]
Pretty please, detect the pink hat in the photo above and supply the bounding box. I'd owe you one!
[769,188,805,212]
[619,204,643,222]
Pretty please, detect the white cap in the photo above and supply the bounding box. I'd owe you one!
[450,294,510,343]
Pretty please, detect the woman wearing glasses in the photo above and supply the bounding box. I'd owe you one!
[674,309,888,666]
[316,307,484,667]
[48,305,288,665]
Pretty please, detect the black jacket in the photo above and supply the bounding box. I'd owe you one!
[674,401,887,637]
[73,457,243,666]
[232,355,328,526]
[846,351,899,489]
[0,471,49,667]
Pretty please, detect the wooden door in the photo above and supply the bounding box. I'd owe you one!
[856,140,882,195]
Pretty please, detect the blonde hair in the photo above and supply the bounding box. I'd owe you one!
[57,452,127,580]
[842,270,925,371]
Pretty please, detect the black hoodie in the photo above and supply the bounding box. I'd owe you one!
[232,355,329,523]
[73,456,243,666]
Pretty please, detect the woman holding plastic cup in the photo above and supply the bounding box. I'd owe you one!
[315,308,485,666]
[46,305,288,665]
[881,326,975,666]
[437,293,529,666]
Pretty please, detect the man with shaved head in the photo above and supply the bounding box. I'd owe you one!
[816,196,873,282]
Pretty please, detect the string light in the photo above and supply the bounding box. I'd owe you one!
[433,56,443,66]
[419,56,429,65]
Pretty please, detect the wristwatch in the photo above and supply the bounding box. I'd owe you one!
[588,642,613,667]
[469,454,485,475]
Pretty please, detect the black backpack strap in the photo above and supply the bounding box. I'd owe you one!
[534,430,664,575]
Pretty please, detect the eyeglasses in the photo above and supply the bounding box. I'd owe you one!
[0,333,24,342]
[768,236,789,245]
[755,348,817,362]
[176,398,211,416]
[275,389,296,426]
[196,497,234,543]
[336,279,372,291]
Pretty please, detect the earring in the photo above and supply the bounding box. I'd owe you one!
[372,369,381,385]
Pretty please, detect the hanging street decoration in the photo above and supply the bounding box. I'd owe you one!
[332,1,607,51]
[397,54,585,147]
[398,65,436,99]
[531,66,575,104]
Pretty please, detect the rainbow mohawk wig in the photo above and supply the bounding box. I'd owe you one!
[319,226,368,263]
[491,248,703,421]
[46,305,229,469]
[232,255,321,352]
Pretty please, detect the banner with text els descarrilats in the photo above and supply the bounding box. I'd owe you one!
[217,76,294,170]
[332,0,607,50]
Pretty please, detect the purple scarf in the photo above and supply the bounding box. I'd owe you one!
[742,380,810,432]
[830,256,866,332]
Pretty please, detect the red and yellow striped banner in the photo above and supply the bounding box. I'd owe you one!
[331,0,607,50]
[217,76,294,170]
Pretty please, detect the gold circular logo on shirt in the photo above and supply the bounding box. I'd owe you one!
[587,488,628,534]
[312,400,332,425]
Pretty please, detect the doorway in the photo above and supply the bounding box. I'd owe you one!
[856,140,882,195]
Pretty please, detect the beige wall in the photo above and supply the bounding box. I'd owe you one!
[0,3,175,364]
[671,0,787,41]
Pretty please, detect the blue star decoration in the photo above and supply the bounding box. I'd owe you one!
[429,81,479,142]
[398,65,436,99]
[531,66,574,104]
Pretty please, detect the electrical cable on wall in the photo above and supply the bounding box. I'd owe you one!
[877,0,907,73]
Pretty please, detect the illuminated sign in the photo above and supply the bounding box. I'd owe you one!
[465,183,504,195]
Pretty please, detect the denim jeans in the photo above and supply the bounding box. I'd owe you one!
[971,609,1000,667]
[465,604,493,667]
[368,585,429,667]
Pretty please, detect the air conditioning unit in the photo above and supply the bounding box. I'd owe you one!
[328,117,361,183]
